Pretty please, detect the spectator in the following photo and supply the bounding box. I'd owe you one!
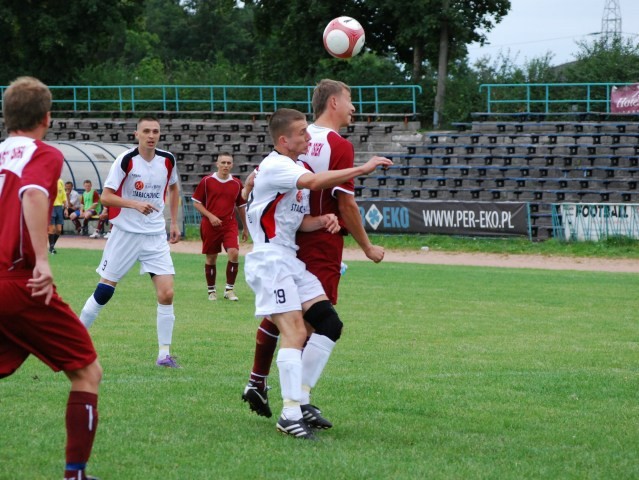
[48,178,67,254]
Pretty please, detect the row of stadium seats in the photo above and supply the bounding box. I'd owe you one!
[453,120,639,134]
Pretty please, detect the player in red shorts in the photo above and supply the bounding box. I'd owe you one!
[0,77,103,480]
[192,152,248,301]
[242,79,387,421]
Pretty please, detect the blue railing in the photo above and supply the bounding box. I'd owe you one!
[0,84,422,116]
[479,82,636,114]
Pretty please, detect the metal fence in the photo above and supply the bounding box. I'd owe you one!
[479,82,636,114]
[0,84,422,116]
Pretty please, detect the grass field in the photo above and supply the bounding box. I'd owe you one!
[1,248,638,479]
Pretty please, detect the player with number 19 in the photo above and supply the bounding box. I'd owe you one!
[243,108,392,439]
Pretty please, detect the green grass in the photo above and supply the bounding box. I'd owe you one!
[343,233,639,259]
[1,249,638,479]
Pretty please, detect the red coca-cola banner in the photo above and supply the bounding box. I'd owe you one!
[611,84,639,113]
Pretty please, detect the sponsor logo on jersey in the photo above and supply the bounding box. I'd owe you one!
[135,180,145,190]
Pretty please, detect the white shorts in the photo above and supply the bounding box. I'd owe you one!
[96,227,175,283]
[244,245,325,317]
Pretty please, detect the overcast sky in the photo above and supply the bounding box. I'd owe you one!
[467,0,639,66]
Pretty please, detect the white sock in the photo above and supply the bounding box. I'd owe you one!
[277,348,303,420]
[157,303,175,357]
[301,334,335,404]
[80,295,104,329]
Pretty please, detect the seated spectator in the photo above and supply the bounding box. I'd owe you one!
[79,179,101,236]
[65,181,83,233]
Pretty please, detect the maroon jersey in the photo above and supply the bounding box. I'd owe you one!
[0,137,63,272]
[298,124,355,226]
[191,173,245,225]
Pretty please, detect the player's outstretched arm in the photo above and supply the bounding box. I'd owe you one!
[298,156,392,191]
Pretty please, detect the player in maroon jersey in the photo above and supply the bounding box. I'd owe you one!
[192,152,248,301]
[0,76,102,480]
[242,79,387,423]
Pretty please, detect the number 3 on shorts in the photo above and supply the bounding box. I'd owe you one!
[274,288,286,304]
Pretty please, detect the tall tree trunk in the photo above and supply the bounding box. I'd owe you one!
[412,41,423,82]
[433,0,450,129]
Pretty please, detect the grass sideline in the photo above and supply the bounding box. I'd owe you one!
[1,249,638,479]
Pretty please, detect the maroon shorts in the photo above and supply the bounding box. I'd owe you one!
[0,272,97,377]
[201,221,239,255]
[296,231,344,305]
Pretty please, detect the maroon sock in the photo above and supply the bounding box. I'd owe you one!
[250,317,280,390]
[72,219,81,230]
[205,264,216,292]
[96,219,105,232]
[226,261,239,287]
[65,391,98,473]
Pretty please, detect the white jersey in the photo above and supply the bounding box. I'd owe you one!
[246,151,310,252]
[67,189,81,210]
[104,147,178,235]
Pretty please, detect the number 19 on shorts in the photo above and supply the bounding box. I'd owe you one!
[274,289,286,304]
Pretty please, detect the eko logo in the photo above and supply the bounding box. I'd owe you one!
[363,204,410,230]
[134,180,144,190]
[365,204,383,230]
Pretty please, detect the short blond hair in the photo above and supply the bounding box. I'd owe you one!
[312,79,350,119]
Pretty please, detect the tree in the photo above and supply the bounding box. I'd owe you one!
[0,0,143,84]
[360,0,510,127]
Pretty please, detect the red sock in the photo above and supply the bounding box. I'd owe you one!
[205,264,216,292]
[65,391,98,474]
[226,261,238,287]
[250,318,280,390]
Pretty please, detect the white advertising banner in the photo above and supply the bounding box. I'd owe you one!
[560,203,639,241]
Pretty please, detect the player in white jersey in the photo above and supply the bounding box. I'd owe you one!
[79,116,182,368]
[244,108,392,439]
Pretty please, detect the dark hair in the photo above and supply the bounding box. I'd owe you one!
[312,79,350,119]
[2,77,52,133]
[137,115,159,126]
[269,108,306,144]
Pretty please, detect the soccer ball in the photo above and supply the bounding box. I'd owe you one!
[322,16,365,59]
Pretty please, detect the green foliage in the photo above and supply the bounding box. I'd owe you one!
[2,249,639,478]
[563,36,639,84]
[0,0,143,84]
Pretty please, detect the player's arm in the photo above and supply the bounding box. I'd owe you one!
[193,200,222,227]
[237,204,249,242]
[299,213,340,234]
[167,182,180,243]
[100,187,159,215]
[241,170,255,200]
[337,191,384,263]
[297,156,392,191]
[88,191,99,211]
[22,188,54,304]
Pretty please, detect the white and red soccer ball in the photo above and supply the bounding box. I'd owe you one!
[323,16,365,59]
